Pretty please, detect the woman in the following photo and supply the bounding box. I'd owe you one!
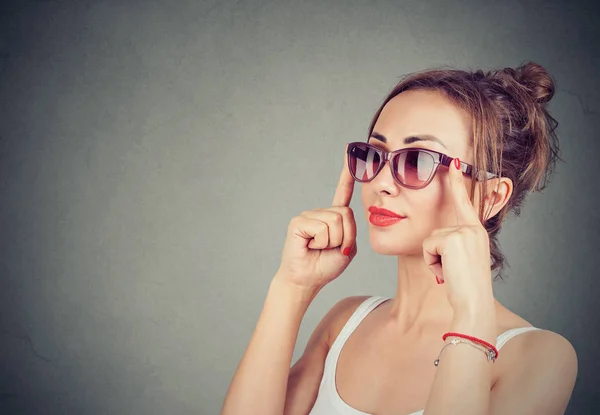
[221,62,578,415]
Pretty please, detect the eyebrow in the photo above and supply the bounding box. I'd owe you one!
[370,132,447,149]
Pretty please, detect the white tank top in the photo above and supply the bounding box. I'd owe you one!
[308,295,543,415]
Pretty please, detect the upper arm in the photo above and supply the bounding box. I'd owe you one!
[283,296,369,415]
[490,330,578,415]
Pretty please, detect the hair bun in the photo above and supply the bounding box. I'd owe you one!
[511,62,555,105]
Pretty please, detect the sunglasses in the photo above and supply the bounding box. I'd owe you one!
[346,142,498,190]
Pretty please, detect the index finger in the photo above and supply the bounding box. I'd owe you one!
[449,157,480,225]
[332,143,355,207]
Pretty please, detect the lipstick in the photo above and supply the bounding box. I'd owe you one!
[368,206,406,227]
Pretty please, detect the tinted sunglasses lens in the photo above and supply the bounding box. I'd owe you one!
[348,143,382,181]
[349,143,435,187]
[395,150,435,187]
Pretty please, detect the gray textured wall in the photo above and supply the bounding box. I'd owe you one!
[1,0,599,414]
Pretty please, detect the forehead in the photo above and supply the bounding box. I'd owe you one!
[373,89,471,154]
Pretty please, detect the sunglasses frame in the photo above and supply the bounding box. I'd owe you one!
[346,141,498,190]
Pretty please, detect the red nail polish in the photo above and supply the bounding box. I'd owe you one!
[343,247,351,256]
[435,276,442,284]
[454,158,460,170]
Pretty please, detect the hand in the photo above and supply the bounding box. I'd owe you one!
[422,157,495,313]
[275,144,358,291]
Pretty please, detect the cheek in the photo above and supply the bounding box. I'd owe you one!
[414,182,456,229]
[412,195,444,232]
[360,185,370,215]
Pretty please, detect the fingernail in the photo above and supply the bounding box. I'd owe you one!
[343,246,351,256]
[435,276,443,284]
[454,158,460,170]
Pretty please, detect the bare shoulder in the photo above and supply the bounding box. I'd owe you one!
[491,328,578,414]
[325,295,373,348]
[503,328,577,366]
[494,305,578,388]
[496,305,576,358]
[492,310,577,404]
[496,307,577,370]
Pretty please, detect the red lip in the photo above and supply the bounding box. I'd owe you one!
[368,206,405,218]
[369,214,404,227]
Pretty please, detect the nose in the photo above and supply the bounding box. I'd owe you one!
[370,159,401,197]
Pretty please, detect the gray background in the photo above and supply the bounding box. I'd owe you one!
[1,0,599,413]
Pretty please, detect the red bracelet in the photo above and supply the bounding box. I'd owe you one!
[442,332,499,361]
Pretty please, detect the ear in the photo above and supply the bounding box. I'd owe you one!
[478,177,513,221]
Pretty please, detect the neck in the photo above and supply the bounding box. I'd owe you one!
[385,253,455,336]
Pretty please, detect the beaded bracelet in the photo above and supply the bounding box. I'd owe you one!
[433,332,499,367]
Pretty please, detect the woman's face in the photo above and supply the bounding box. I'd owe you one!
[361,89,476,256]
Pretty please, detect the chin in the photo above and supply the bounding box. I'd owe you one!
[368,233,421,256]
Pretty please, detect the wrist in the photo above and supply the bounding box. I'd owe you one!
[451,288,495,318]
[270,274,321,306]
[451,303,497,346]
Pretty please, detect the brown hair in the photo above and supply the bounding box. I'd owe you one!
[368,62,562,280]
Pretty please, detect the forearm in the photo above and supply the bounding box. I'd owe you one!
[221,276,320,415]
[423,303,497,415]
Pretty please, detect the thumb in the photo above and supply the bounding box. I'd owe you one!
[347,241,358,259]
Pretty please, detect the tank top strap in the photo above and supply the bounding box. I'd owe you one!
[327,296,390,361]
[315,296,390,415]
[496,326,543,350]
